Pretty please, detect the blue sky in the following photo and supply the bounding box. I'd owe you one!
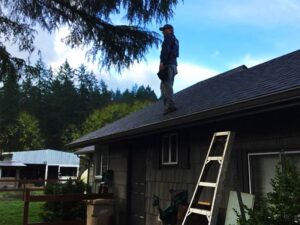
[8,0,300,95]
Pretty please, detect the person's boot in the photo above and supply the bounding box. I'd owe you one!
[163,106,177,115]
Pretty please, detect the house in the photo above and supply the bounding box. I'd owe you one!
[75,145,95,188]
[0,149,80,187]
[67,50,300,225]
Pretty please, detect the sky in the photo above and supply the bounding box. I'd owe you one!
[7,0,300,95]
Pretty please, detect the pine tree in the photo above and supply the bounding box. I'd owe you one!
[0,72,20,152]
[46,61,78,147]
[1,0,181,73]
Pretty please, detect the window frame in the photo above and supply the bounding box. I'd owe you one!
[247,150,300,194]
[94,145,109,180]
[161,133,179,165]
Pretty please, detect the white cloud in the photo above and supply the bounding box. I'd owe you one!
[230,53,272,68]
[175,62,217,92]
[47,27,218,96]
[50,27,90,69]
[100,60,218,96]
[3,26,57,64]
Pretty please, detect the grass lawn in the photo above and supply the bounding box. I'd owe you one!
[0,200,44,225]
[0,191,44,225]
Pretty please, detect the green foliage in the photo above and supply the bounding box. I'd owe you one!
[61,124,82,147]
[236,160,300,225]
[0,124,19,152]
[40,179,86,222]
[0,70,20,124]
[16,112,45,150]
[0,58,157,151]
[267,160,300,224]
[0,0,180,72]
[82,100,152,135]
[0,112,45,152]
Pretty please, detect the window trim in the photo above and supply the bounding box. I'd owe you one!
[247,150,300,194]
[161,133,179,165]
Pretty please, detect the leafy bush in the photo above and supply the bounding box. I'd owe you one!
[237,159,300,225]
[40,179,86,222]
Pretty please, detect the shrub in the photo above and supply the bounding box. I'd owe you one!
[236,159,300,225]
[40,179,86,222]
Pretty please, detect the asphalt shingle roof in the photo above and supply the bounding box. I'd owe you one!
[69,49,300,147]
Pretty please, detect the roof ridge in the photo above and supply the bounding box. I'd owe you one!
[175,65,248,95]
[247,49,300,71]
[67,49,300,148]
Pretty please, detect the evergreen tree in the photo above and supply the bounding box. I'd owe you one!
[0,72,20,124]
[136,85,157,101]
[98,79,113,106]
[75,64,101,123]
[0,57,158,149]
[0,72,20,152]
[113,89,123,102]
[46,60,78,147]
[122,88,135,103]
[1,0,180,73]
[36,56,53,97]
[34,57,54,140]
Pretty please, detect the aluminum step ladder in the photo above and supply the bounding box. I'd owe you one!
[182,131,235,225]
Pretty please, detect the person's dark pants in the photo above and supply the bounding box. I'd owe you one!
[160,65,177,109]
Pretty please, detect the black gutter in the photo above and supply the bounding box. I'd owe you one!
[67,87,300,149]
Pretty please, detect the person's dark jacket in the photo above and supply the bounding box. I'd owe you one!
[160,33,179,66]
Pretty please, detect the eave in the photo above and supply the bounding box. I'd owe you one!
[67,87,300,149]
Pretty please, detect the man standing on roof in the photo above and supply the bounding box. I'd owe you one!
[158,24,179,115]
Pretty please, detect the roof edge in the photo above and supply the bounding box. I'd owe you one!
[67,86,300,149]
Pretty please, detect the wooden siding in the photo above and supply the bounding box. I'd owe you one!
[143,106,300,225]
[92,105,300,225]
[108,143,129,225]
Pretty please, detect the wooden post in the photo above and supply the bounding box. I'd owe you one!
[44,164,48,186]
[16,169,20,188]
[23,188,30,225]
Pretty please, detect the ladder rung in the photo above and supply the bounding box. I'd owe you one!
[198,201,211,206]
[199,182,216,187]
[215,131,230,136]
[207,156,223,162]
[189,208,211,216]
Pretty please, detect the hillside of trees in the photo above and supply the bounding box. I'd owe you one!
[0,58,157,152]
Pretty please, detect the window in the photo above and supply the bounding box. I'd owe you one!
[1,167,16,178]
[59,167,77,177]
[248,151,300,197]
[162,134,178,165]
[95,145,109,179]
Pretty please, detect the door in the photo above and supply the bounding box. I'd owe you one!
[128,144,146,225]
[48,165,59,179]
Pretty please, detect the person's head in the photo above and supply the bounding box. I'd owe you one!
[159,24,174,35]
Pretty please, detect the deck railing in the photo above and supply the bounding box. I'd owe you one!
[0,179,113,225]
[23,188,113,225]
